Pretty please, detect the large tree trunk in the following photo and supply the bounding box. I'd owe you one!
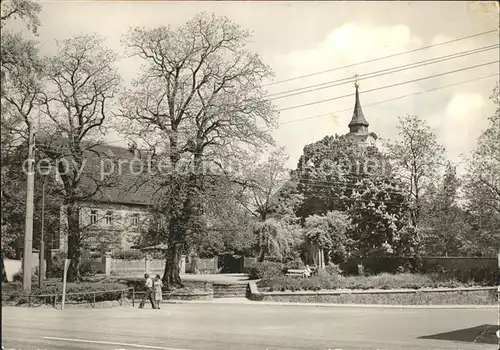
[161,149,204,289]
[65,202,82,282]
[162,242,183,290]
[257,247,265,262]
[1,254,7,283]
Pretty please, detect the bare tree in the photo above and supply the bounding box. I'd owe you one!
[235,147,290,221]
[0,0,41,33]
[1,0,43,148]
[118,13,277,287]
[1,6,44,275]
[38,34,121,281]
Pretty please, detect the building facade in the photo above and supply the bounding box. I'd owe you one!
[58,144,155,253]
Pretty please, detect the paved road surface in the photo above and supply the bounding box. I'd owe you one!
[2,304,496,349]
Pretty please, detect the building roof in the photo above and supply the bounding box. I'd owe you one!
[35,134,158,206]
[348,83,369,128]
[84,143,158,206]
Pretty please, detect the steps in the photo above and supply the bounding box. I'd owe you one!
[212,283,248,298]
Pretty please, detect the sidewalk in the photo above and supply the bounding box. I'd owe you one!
[163,297,498,309]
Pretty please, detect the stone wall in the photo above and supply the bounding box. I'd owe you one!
[186,257,219,274]
[247,282,498,305]
[102,256,186,276]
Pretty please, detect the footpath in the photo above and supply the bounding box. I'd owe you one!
[163,297,498,309]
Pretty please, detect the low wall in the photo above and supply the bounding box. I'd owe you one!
[4,259,23,281]
[186,257,219,274]
[102,256,186,276]
[247,282,498,305]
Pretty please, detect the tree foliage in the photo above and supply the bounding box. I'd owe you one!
[1,0,43,273]
[0,0,41,34]
[303,211,352,263]
[462,82,500,256]
[419,162,469,256]
[38,34,121,281]
[385,114,445,226]
[347,176,418,258]
[293,135,390,219]
[253,218,300,262]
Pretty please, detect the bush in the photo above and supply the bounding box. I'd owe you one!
[12,267,38,283]
[46,252,97,278]
[325,263,343,276]
[111,250,145,260]
[244,261,285,280]
[284,258,305,270]
[436,266,497,286]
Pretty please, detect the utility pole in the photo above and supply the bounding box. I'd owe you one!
[23,122,35,292]
[38,178,46,289]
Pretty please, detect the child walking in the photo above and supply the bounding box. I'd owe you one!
[153,274,163,309]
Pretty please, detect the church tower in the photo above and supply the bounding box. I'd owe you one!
[345,77,378,146]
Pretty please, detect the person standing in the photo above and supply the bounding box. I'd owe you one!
[153,274,163,309]
[139,273,156,309]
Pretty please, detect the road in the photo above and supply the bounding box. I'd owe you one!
[2,303,497,350]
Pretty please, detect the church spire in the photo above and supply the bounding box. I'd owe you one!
[348,74,369,133]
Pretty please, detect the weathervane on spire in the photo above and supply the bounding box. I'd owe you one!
[354,73,359,88]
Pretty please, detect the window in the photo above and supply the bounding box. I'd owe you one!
[105,211,113,225]
[132,213,140,226]
[90,210,98,224]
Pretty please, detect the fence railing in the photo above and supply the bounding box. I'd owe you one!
[1,287,135,309]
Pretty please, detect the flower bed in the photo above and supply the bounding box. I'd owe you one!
[257,272,486,292]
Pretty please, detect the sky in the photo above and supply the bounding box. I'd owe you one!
[7,0,500,173]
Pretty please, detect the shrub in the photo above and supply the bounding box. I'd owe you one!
[89,251,103,259]
[284,258,305,270]
[439,267,497,286]
[259,276,301,291]
[46,252,97,278]
[111,249,145,260]
[325,263,343,276]
[244,261,285,280]
[12,267,38,283]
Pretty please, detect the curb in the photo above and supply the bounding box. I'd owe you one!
[163,298,498,309]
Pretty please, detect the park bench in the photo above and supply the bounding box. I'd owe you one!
[285,266,317,278]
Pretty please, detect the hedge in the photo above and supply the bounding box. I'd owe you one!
[2,281,128,304]
[258,272,470,292]
[244,261,286,280]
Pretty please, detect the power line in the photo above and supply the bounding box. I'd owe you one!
[277,60,499,112]
[264,29,499,87]
[267,44,499,100]
[33,71,498,147]
[279,72,499,125]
